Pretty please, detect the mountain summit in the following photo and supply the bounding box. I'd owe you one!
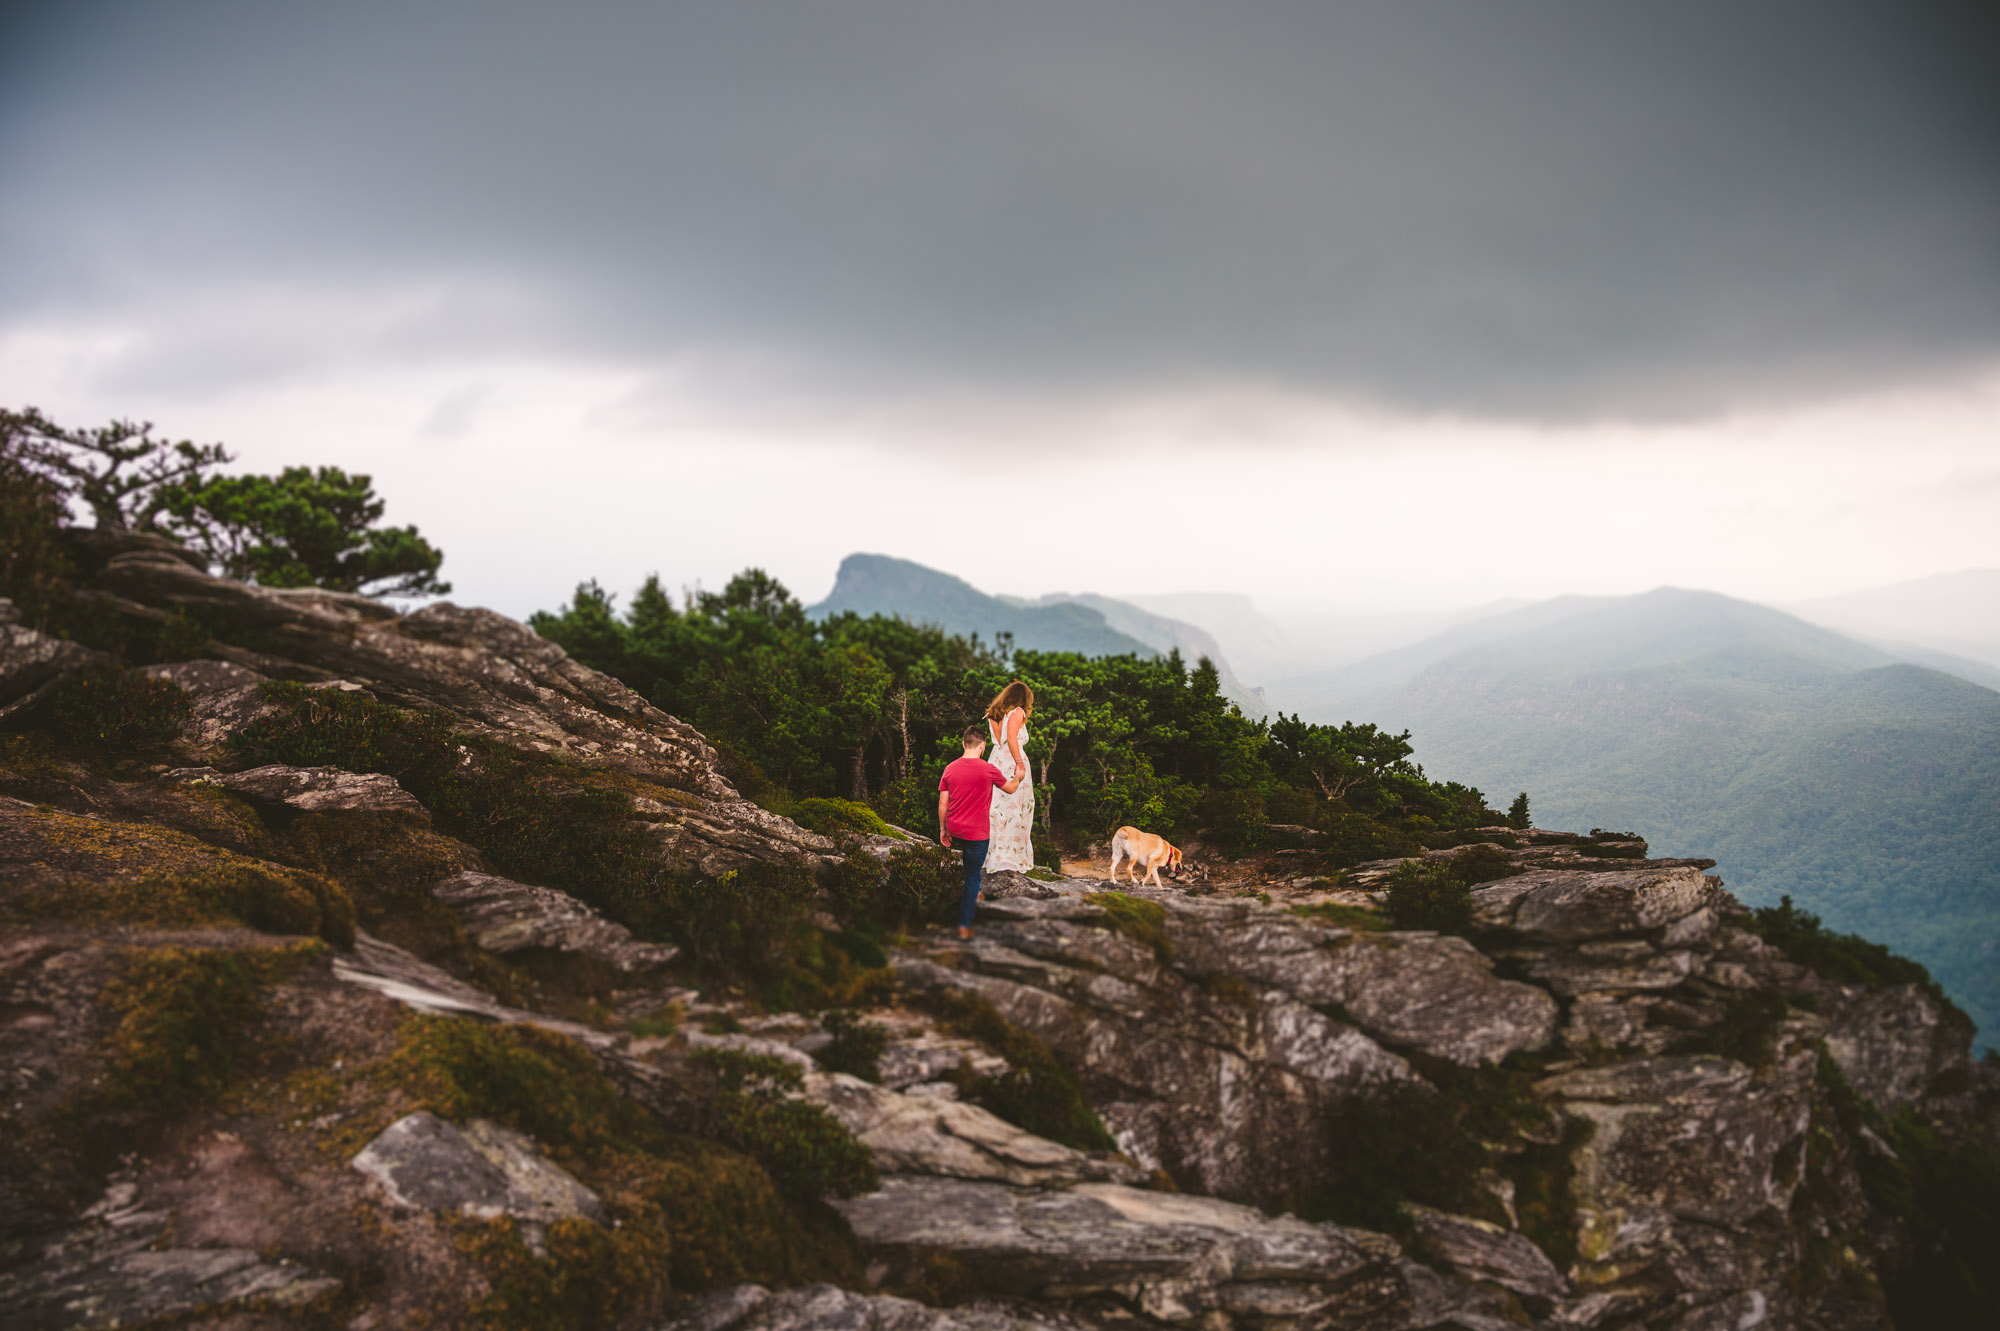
[809,553,1265,713]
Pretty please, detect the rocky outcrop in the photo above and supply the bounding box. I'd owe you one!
[807,1070,1141,1188]
[6,532,1995,1331]
[64,527,835,875]
[892,883,1553,1207]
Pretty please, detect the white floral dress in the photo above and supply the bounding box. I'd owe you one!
[985,709,1036,872]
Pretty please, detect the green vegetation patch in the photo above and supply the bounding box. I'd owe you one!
[786,797,905,841]
[910,987,1115,1153]
[4,805,355,945]
[377,1014,863,1306]
[48,664,189,754]
[1085,890,1173,962]
[691,1048,879,1200]
[1746,895,1941,996]
[100,941,323,1113]
[815,1009,890,1082]
[1302,1051,1578,1257]
[1814,1053,2000,1327]
[1288,901,1388,932]
[1382,859,1474,935]
[1669,990,1797,1067]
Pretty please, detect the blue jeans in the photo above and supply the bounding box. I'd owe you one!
[956,837,989,928]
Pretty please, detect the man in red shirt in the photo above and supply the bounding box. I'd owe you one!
[938,724,1025,940]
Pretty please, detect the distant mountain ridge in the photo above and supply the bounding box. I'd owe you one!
[810,554,1157,657]
[1279,587,2000,1049]
[808,554,1265,714]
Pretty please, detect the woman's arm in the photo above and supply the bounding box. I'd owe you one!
[1006,708,1027,772]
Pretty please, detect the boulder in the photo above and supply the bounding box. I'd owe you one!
[430,870,679,970]
[0,605,103,716]
[834,1176,1409,1327]
[1819,981,1974,1115]
[350,1111,603,1248]
[141,659,279,756]
[1471,867,1721,941]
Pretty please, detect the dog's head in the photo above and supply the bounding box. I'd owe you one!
[1168,844,1184,872]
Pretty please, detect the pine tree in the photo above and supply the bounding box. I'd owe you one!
[1507,791,1532,830]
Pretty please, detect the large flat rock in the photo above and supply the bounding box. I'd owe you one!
[835,1176,1409,1327]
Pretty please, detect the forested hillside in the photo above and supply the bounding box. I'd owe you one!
[532,573,1499,861]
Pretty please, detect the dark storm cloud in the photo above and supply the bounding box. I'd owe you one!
[3,0,1997,418]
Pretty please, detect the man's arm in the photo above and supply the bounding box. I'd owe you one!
[998,767,1023,795]
[937,789,952,847]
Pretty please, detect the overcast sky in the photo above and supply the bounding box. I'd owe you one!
[4,1,1997,623]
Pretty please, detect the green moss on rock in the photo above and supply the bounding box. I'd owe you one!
[100,941,323,1113]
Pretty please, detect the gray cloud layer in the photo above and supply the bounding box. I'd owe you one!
[4,1,1996,419]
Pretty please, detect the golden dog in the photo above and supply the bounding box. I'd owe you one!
[1108,826,1183,886]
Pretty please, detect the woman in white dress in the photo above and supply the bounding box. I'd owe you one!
[983,680,1036,873]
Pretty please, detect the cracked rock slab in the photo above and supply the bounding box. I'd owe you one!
[834,1176,1408,1326]
[1471,867,1721,942]
[1405,1204,1568,1311]
[805,1071,1141,1187]
[350,1111,604,1235]
[0,1179,339,1331]
[430,869,680,969]
[662,1283,1097,1331]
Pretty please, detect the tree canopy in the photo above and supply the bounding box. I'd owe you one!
[533,570,1502,857]
[158,465,449,596]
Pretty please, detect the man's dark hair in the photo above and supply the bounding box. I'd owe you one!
[961,725,987,747]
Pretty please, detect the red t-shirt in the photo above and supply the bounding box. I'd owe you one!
[939,756,1008,840]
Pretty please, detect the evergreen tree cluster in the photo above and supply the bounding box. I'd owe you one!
[532,573,1502,854]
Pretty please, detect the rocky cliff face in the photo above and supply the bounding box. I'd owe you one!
[2,546,1994,1331]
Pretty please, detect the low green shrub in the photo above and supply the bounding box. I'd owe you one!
[380,1015,863,1299]
[23,862,355,947]
[1816,1053,2000,1327]
[1671,991,1794,1067]
[1312,807,1423,871]
[911,988,1115,1153]
[786,797,904,840]
[458,1215,668,1331]
[1288,901,1387,932]
[816,1009,889,1082]
[1449,843,1522,887]
[1303,1053,1572,1243]
[1085,890,1173,962]
[692,1048,879,1200]
[826,845,957,932]
[1382,859,1474,935]
[1746,896,1940,995]
[47,664,189,753]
